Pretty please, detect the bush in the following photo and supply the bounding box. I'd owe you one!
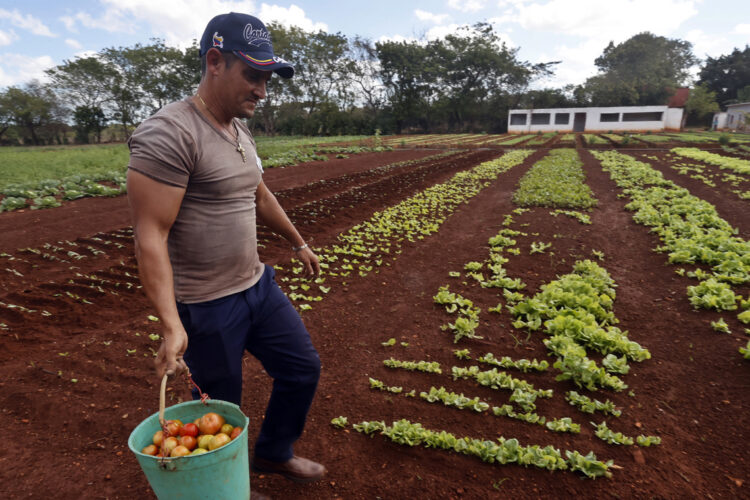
[718,134,731,145]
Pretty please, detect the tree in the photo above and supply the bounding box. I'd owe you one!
[0,81,66,145]
[73,105,107,143]
[375,40,433,133]
[428,23,556,131]
[684,84,719,126]
[582,32,698,106]
[698,46,750,107]
[45,56,114,109]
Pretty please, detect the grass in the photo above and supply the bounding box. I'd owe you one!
[0,135,372,190]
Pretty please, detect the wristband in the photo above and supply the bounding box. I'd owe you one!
[292,243,308,252]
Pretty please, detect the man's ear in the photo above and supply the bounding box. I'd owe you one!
[205,48,225,76]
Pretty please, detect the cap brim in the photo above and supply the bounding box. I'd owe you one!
[233,50,294,79]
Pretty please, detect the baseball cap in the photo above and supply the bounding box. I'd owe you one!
[199,12,294,79]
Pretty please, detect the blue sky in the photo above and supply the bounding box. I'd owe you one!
[1,0,748,89]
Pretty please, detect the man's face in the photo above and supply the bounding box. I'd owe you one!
[222,57,272,118]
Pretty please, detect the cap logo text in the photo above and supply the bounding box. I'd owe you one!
[243,23,271,48]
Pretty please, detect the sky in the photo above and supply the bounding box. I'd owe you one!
[0,0,748,89]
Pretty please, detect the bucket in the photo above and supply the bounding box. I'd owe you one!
[128,375,250,500]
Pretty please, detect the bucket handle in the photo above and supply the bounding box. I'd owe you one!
[158,373,169,429]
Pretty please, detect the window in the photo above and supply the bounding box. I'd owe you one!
[510,114,527,125]
[600,113,619,122]
[622,112,663,122]
[554,113,570,124]
[531,113,550,125]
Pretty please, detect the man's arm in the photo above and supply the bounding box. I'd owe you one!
[256,180,320,276]
[127,169,189,378]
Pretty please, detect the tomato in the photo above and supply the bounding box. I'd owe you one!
[190,448,208,456]
[142,444,158,456]
[197,434,213,450]
[170,445,191,457]
[208,433,231,451]
[193,418,200,426]
[180,435,197,451]
[220,424,234,435]
[163,436,179,455]
[230,427,242,440]
[152,430,164,446]
[164,419,183,436]
[179,423,199,437]
[198,412,226,435]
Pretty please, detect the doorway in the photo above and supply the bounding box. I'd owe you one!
[573,112,586,132]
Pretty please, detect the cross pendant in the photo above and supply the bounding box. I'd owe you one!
[237,143,247,162]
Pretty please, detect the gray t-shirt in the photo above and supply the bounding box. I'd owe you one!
[128,99,265,304]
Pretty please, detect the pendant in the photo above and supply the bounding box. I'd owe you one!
[237,143,247,162]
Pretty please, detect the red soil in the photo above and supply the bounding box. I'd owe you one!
[0,143,747,499]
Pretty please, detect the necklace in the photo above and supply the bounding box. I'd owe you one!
[196,93,247,162]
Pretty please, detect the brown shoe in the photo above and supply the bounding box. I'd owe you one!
[251,455,326,483]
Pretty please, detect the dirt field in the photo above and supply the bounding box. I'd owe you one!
[1,142,747,499]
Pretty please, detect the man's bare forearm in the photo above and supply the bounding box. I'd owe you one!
[134,230,183,331]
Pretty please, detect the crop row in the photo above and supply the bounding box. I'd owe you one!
[591,150,750,358]
[670,147,750,176]
[278,149,534,308]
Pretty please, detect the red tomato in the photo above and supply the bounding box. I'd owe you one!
[142,444,158,456]
[152,430,164,446]
[208,433,231,451]
[179,422,199,437]
[180,435,197,451]
[164,420,183,436]
[230,427,242,440]
[170,445,191,457]
[198,412,226,436]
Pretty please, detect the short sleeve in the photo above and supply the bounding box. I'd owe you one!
[128,115,197,188]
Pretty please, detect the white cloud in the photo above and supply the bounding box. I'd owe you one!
[538,38,604,86]
[415,9,449,24]
[65,38,82,50]
[515,0,698,40]
[684,28,734,60]
[258,3,328,32]
[0,29,14,47]
[60,15,77,33]
[0,8,56,37]
[447,0,487,12]
[58,2,326,49]
[0,53,55,87]
[733,23,750,35]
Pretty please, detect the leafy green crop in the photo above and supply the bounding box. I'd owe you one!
[384,358,442,374]
[512,149,597,209]
[565,391,621,417]
[592,421,634,445]
[350,418,614,478]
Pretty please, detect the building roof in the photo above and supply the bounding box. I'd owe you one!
[727,101,750,109]
[668,87,690,108]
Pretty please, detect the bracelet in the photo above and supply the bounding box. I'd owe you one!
[292,243,308,252]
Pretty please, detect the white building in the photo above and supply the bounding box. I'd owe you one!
[507,105,684,133]
[721,102,750,131]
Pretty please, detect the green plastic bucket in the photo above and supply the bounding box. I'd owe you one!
[128,399,250,500]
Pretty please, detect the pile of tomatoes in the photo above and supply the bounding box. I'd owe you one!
[141,411,243,458]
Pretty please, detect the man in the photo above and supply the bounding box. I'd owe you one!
[127,12,325,485]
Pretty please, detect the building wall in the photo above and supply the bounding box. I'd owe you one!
[507,105,682,133]
[725,103,750,131]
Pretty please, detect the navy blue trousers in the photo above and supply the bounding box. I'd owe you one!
[177,265,321,462]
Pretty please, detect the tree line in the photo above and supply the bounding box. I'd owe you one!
[0,22,748,145]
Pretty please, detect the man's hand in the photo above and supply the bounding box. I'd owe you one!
[155,327,189,378]
[295,246,320,277]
